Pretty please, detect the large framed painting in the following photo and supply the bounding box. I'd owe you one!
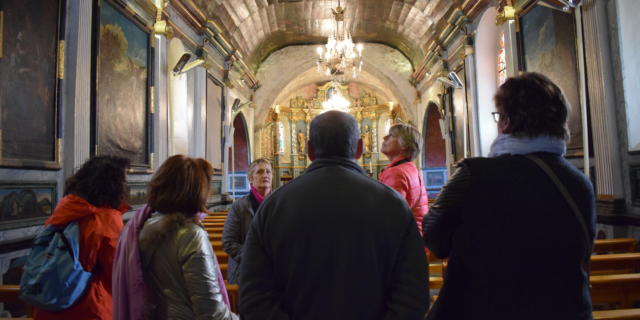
[92,0,153,172]
[519,3,584,156]
[0,182,56,231]
[0,0,65,169]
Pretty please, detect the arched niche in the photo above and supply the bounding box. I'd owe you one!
[422,102,447,198]
[474,7,500,156]
[228,113,251,197]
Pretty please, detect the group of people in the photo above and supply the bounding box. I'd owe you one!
[28,72,595,320]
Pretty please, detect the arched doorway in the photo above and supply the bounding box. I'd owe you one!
[228,113,250,198]
[422,102,447,199]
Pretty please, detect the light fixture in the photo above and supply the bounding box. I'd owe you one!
[321,82,351,113]
[316,0,363,81]
[173,47,206,75]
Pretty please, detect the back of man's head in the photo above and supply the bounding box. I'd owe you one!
[309,111,359,159]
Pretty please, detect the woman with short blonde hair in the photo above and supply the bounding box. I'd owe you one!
[222,158,273,284]
[379,123,428,234]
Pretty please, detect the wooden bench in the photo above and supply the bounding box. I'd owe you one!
[211,240,223,250]
[225,282,239,313]
[593,308,640,319]
[429,276,443,289]
[594,239,637,254]
[214,251,229,264]
[591,253,640,275]
[590,273,640,308]
[0,285,32,316]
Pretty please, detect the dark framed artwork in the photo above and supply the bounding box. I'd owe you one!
[127,181,148,206]
[519,3,584,156]
[92,0,153,172]
[0,182,56,230]
[0,0,65,169]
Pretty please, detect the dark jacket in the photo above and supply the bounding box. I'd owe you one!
[423,153,595,320]
[239,157,429,320]
[222,194,258,284]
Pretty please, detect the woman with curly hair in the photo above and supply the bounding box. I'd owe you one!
[113,155,237,320]
[34,156,130,320]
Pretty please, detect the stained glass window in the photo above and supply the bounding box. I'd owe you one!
[498,32,507,85]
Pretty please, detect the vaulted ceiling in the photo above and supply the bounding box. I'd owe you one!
[186,0,466,70]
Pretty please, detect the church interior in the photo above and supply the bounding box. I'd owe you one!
[1,0,640,317]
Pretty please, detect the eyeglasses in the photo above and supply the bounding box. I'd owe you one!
[491,112,503,123]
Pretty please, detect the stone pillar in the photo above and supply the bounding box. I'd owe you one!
[63,0,93,177]
[582,0,625,213]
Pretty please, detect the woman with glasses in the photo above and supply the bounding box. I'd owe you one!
[423,72,595,319]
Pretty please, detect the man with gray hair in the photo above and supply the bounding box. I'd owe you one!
[239,111,429,319]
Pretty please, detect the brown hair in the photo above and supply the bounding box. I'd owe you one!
[147,155,213,216]
[494,72,569,139]
[389,124,422,160]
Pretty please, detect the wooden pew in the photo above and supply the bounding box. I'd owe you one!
[211,240,223,250]
[591,253,640,275]
[429,276,443,289]
[594,239,637,254]
[225,282,239,313]
[593,308,640,319]
[590,273,640,308]
[215,251,229,264]
[0,284,32,317]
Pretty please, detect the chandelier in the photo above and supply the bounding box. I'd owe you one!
[316,0,363,80]
[321,82,351,113]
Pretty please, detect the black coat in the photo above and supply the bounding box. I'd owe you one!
[423,152,595,320]
[222,194,258,284]
[239,157,429,320]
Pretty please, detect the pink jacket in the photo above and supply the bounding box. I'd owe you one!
[379,158,429,234]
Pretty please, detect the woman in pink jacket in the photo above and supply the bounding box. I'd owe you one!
[379,124,429,235]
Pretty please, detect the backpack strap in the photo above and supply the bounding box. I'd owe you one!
[524,154,593,261]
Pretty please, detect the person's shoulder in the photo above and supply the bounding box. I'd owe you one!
[92,207,124,237]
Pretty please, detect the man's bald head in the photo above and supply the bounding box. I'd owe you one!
[308,111,360,159]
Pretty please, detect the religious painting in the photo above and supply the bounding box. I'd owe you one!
[0,182,56,230]
[0,0,64,169]
[520,4,584,156]
[127,182,147,206]
[93,0,152,171]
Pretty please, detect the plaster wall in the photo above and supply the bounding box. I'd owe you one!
[616,0,640,152]
[474,7,500,156]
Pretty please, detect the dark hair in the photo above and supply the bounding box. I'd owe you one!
[494,72,569,139]
[64,156,130,209]
[147,155,212,216]
[309,111,359,158]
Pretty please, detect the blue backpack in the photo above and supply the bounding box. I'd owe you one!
[19,222,92,310]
